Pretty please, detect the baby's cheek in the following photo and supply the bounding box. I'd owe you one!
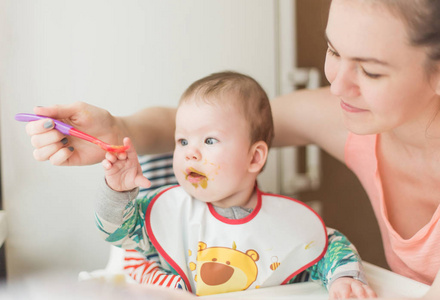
[173,166,185,185]
[203,160,221,178]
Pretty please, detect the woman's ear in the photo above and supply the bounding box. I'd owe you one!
[248,141,268,173]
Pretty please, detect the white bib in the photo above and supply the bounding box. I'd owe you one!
[145,186,327,296]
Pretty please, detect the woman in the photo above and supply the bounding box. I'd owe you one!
[25,0,440,287]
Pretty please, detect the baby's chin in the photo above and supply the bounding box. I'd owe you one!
[180,183,218,203]
[186,188,213,202]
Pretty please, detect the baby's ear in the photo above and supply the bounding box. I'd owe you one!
[248,141,268,173]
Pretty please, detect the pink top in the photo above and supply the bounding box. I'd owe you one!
[345,133,440,285]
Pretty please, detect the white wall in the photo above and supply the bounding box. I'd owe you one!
[0,0,294,280]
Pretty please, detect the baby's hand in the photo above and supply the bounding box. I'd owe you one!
[329,277,376,299]
[102,137,151,192]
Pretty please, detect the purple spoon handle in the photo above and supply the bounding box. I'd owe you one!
[15,113,73,136]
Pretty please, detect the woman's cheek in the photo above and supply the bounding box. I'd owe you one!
[324,54,338,84]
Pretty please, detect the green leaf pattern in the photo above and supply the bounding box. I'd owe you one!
[288,228,363,288]
[96,188,162,257]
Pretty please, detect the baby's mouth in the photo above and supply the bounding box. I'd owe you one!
[185,168,207,182]
[185,168,208,188]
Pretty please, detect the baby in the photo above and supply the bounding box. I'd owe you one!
[97,71,376,298]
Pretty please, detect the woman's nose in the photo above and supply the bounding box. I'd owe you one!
[185,147,201,161]
[330,62,360,98]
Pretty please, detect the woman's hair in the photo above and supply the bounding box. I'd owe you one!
[180,71,274,148]
[379,0,440,73]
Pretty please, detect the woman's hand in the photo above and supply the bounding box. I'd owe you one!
[26,102,123,166]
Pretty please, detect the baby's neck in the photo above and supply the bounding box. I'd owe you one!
[212,187,258,210]
[212,206,253,220]
[211,188,258,220]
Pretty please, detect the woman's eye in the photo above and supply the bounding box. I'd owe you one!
[179,139,188,146]
[361,67,382,79]
[205,138,218,145]
[326,47,339,57]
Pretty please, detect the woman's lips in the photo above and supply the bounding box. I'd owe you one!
[340,100,368,113]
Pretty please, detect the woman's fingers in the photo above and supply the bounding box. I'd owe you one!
[21,102,115,166]
[25,118,54,136]
[33,102,83,120]
[30,129,66,149]
[46,146,74,166]
[32,139,71,162]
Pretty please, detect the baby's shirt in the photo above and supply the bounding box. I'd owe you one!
[96,181,367,294]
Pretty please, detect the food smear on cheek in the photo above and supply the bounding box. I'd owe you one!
[203,159,221,175]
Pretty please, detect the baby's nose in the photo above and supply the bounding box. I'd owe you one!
[185,148,201,161]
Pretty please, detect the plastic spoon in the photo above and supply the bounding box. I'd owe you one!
[15,113,128,153]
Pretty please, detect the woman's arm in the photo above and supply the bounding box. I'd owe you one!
[26,87,345,166]
[119,106,176,155]
[271,86,349,163]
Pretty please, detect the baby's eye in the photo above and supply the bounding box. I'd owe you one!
[178,139,188,146]
[205,138,218,145]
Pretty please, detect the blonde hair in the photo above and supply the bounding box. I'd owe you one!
[180,71,274,148]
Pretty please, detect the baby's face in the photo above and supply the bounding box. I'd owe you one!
[173,98,254,207]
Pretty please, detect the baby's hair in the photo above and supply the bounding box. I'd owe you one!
[180,71,274,148]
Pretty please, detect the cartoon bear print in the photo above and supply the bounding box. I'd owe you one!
[189,241,260,296]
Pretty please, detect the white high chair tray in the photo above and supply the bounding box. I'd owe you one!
[91,246,430,299]
[202,262,429,299]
